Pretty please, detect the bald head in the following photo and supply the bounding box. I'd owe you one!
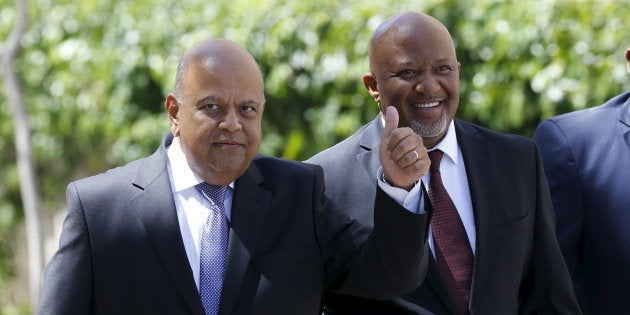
[174,39,264,103]
[369,12,456,71]
[165,38,265,185]
[363,11,460,148]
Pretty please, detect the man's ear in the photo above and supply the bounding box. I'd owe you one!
[626,49,630,73]
[363,73,380,104]
[165,93,180,136]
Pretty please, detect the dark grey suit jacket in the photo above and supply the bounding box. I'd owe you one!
[39,134,431,315]
[308,117,580,315]
[534,92,630,314]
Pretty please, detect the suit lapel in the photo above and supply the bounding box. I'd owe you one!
[131,135,205,315]
[454,119,502,311]
[409,120,497,313]
[618,95,630,147]
[220,161,272,315]
[356,117,385,181]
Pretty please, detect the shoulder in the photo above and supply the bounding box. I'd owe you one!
[68,157,149,200]
[456,119,534,149]
[307,118,380,166]
[539,91,630,131]
[73,157,144,185]
[71,134,171,190]
[68,138,167,201]
[249,156,329,197]
[253,155,321,178]
[454,119,542,170]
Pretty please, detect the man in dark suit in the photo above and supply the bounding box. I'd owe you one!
[38,38,433,314]
[307,12,580,314]
[533,48,630,314]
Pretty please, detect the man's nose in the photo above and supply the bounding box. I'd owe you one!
[219,108,242,132]
[415,73,440,94]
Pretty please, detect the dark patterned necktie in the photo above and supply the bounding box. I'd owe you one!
[196,182,229,315]
[428,150,473,315]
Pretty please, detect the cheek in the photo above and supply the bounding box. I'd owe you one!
[382,83,407,101]
[246,122,262,147]
[444,78,459,96]
[250,125,262,142]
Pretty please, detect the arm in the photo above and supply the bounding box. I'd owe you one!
[318,106,431,298]
[534,120,585,303]
[38,182,94,315]
[315,165,431,300]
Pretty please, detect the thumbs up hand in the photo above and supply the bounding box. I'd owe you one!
[379,106,430,190]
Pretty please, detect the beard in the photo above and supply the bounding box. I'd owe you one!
[410,109,449,138]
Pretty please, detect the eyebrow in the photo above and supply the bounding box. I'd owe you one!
[196,95,220,105]
[397,58,455,67]
[196,95,260,106]
[242,99,261,107]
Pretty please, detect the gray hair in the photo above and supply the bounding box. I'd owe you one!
[172,59,186,103]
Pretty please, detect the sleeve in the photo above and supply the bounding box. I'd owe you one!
[518,137,582,314]
[38,182,94,315]
[376,166,426,214]
[314,165,431,300]
[534,120,585,297]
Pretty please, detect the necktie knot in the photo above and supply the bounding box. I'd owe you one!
[428,150,444,173]
[196,182,228,208]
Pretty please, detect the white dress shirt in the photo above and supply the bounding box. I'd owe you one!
[166,136,423,288]
[166,137,234,288]
[423,121,476,255]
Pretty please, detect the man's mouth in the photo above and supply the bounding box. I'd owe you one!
[413,101,441,108]
[214,140,242,148]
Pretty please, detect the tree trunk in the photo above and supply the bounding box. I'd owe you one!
[2,0,42,310]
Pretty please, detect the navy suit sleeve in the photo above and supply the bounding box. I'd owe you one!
[38,182,94,315]
[534,120,586,303]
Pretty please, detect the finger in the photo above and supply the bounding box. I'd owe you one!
[400,149,421,168]
[388,129,417,160]
[382,106,399,136]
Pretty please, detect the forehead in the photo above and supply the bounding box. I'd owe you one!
[372,21,457,67]
[182,54,264,100]
[388,33,453,58]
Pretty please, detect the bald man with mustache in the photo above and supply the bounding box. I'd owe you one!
[308,11,580,315]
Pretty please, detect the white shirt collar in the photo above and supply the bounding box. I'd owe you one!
[166,136,235,192]
[429,120,459,166]
[378,114,459,165]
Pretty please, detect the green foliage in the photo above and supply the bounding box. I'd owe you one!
[1,0,630,311]
[450,0,630,135]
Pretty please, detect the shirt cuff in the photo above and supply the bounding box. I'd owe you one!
[376,166,425,214]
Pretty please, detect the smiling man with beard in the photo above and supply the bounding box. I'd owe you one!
[308,11,580,315]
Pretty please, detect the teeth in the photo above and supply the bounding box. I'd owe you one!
[414,101,440,108]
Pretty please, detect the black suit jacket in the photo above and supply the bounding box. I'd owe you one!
[308,118,580,314]
[39,134,431,315]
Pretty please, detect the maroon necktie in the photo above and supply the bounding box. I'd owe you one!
[428,150,473,315]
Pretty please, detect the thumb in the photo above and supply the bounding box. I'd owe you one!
[383,105,399,136]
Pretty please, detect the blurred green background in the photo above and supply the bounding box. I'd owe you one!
[1,0,629,313]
